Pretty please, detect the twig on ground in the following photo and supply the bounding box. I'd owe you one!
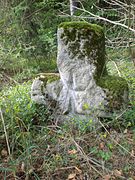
[99,120,135,158]
[72,138,104,177]
[0,72,19,84]
[0,107,11,156]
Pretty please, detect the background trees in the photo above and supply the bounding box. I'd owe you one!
[1,0,134,57]
[0,0,66,58]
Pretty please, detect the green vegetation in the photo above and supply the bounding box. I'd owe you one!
[97,75,128,110]
[97,76,128,93]
[59,21,103,35]
[0,82,49,132]
[0,0,135,179]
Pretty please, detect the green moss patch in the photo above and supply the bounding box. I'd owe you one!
[59,21,103,36]
[97,75,128,110]
[97,76,128,93]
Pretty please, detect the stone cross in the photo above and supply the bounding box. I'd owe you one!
[31,21,128,117]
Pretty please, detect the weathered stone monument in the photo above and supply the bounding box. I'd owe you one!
[31,21,128,118]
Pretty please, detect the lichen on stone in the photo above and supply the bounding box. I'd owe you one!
[37,73,60,86]
[59,21,107,78]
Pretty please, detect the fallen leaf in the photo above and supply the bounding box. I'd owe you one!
[99,142,105,149]
[131,150,134,157]
[1,149,8,157]
[68,149,77,155]
[103,133,107,138]
[3,158,8,163]
[103,174,111,180]
[75,166,82,174]
[124,129,128,134]
[114,169,122,177]
[68,173,76,180]
[20,162,25,172]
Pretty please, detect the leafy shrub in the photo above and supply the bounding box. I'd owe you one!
[0,82,49,133]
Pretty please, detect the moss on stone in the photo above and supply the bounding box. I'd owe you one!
[59,21,106,78]
[97,75,128,92]
[97,75,128,110]
[59,21,103,36]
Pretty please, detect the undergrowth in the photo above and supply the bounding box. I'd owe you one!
[0,48,135,179]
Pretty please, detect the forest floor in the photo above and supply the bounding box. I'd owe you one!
[0,120,135,180]
[0,49,135,180]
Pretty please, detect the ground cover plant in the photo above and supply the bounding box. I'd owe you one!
[0,48,135,180]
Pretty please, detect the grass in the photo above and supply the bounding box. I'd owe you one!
[0,118,135,179]
[0,48,135,179]
[0,55,57,87]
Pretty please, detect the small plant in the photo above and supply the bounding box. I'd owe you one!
[0,82,49,150]
[122,107,135,127]
[71,115,95,134]
[89,146,112,161]
[97,150,112,161]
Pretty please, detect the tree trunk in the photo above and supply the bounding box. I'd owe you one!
[69,0,78,16]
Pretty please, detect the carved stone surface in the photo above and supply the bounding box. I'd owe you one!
[31,22,128,117]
